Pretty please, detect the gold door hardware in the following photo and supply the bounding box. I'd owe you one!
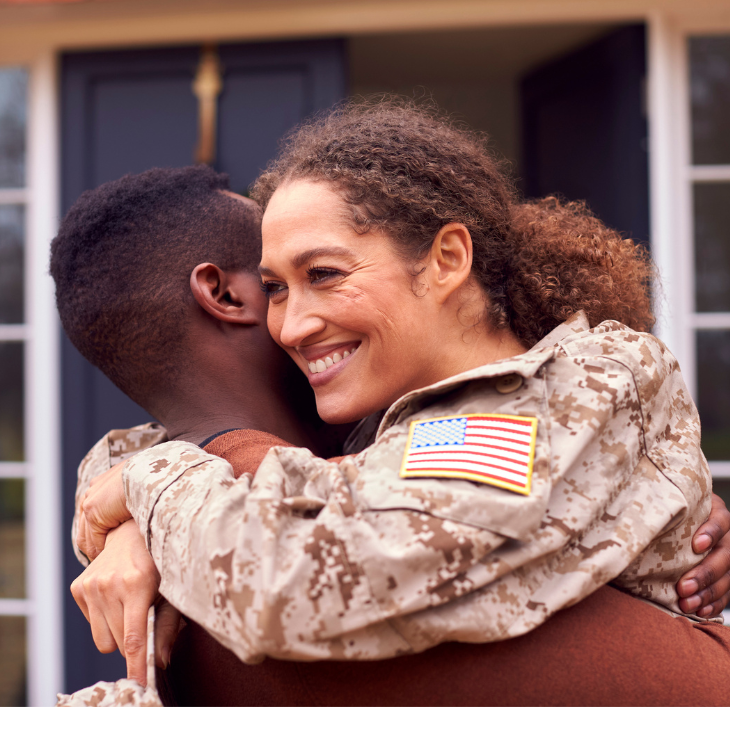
[192,43,223,165]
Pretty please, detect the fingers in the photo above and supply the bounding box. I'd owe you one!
[70,571,123,654]
[693,571,730,619]
[676,494,730,619]
[89,597,123,655]
[678,531,730,617]
[70,575,90,622]
[69,520,161,683]
[124,601,151,686]
[154,600,182,670]
[86,515,117,562]
[692,493,730,553]
[679,567,730,616]
[77,501,106,562]
[78,462,133,560]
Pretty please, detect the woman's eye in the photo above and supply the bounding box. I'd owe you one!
[307,266,343,285]
[260,280,287,300]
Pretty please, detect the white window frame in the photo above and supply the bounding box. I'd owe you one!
[0,52,62,708]
[648,13,730,484]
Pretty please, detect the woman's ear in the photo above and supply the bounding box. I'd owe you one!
[189,263,263,325]
[426,223,473,302]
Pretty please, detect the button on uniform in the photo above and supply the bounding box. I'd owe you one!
[495,373,523,394]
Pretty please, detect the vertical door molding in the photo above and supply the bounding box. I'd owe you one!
[647,12,693,380]
[25,49,63,707]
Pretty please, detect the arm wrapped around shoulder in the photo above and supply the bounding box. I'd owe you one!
[73,422,167,566]
[585,329,713,611]
[119,322,713,663]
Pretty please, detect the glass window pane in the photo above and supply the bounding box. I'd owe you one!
[694,182,730,312]
[0,205,24,324]
[0,342,23,462]
[0,616,26,706]
[697,330,730,461]
[0,479,24,599]
[690,36,730,165]
[713,478,730,507]
[0,68,26,189]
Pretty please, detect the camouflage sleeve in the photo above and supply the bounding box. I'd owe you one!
[595,336,713,610]
[73,423,168,566]
[123,441,512,662]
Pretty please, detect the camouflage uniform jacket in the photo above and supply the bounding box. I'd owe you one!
[117,313,711,664]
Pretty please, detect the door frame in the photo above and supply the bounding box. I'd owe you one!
[647,13,730,483]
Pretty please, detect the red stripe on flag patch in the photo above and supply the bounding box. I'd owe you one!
[399,413,538,495]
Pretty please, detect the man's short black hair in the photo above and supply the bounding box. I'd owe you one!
[50,165,262,406]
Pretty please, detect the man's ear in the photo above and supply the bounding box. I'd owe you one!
[424,223,473,303]
[189,263,263,325]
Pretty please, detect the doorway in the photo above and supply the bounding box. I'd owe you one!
[60,37,346,692]
[350,22,649,242]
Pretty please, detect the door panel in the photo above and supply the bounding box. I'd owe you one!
[60,38,346,693]
[521,25,649,246]
[93,75,199,179]
[218,69,305,193]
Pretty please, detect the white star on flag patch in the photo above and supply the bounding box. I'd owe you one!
[399,413,538,495]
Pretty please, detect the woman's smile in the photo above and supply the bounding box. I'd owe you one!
[303,341,360,385]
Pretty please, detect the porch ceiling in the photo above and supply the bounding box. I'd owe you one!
[0,0,728,64]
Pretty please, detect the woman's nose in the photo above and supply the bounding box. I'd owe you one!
[276,296,326,348]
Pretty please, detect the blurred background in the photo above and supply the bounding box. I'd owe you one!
[0,0,729,706]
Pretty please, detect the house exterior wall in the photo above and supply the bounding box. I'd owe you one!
[0,0,728,706]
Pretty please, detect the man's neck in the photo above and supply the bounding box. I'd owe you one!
[153,368,325,453]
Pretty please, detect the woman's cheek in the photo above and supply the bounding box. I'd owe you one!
[266,308,284,345]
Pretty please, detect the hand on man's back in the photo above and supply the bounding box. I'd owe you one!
[678,493,730,618]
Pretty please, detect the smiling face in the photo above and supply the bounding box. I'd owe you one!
[260,180,461,424]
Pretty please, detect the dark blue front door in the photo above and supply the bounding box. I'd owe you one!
[521,25,649,246]
[60,38,347,693]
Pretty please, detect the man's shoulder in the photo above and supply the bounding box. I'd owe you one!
[558,320,673,373]
[553,320,680,404]
[107,422,168,463]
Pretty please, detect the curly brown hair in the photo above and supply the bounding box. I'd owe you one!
[252,97,655,347]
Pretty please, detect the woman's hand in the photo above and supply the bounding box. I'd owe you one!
[678,493,730,618]
[70,519,180,685]
[77,460,132,561]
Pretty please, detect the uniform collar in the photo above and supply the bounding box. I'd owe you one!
[531,310,590,349]
[377,310,590,436]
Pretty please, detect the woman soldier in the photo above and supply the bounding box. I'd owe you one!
[75,99,730,704]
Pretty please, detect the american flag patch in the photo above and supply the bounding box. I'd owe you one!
[399,413,538,495]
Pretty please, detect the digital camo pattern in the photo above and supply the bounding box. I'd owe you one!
[73,423,168,566]
[56,607,162,707]
[119,312,715,665]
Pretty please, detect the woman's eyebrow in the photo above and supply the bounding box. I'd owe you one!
[291,246,354,269]
[259,246,354,276]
